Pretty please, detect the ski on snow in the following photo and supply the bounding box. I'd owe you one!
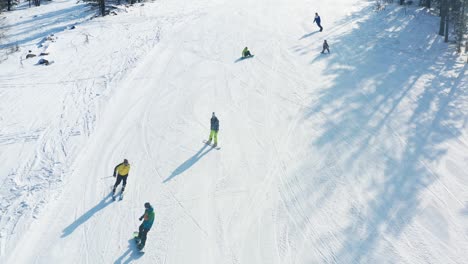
[202,140,220,150]
[111,187,124,201]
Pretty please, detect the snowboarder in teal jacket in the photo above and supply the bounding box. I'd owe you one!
[137,202,155,249]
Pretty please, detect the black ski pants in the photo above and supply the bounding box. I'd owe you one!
[317,23,323,32]
[113,175,128,191]
[138,224,150,246]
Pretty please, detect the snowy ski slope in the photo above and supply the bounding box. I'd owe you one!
[1,0,467,263]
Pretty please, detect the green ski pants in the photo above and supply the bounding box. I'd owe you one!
[209,130,218,144]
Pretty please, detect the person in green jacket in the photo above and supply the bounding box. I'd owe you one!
[242,47,253,58]
[136,202,155,250]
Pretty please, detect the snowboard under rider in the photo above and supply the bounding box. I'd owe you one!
[242,47,253,58]
[208,112,219,147]
[112,159,130,195]
[137,202,155,250]
[313,13,323,32]
[321,40,330,54]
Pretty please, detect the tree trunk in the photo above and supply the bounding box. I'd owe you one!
[440,0,444,16]
[439,0,447,35]
[99,0,106,16]
[445,12,449,42]
[7,0,11,11]
[444,0,454,43]
[455,0,464,52]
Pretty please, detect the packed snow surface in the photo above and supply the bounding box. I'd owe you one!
[0,0,467,263]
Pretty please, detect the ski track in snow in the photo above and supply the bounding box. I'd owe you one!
[0,0,203,262]
[1,0,468,263]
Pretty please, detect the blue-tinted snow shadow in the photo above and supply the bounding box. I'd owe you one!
[234,57,245,63]
[462,203,468,216]
[12,0,57,11]
[299,31,319,40]
[234,55,254,63]
[0,4,94,49]
[163,143,213,183]
[114,238,145,264]
[61,193,114,237]
[288,4,467,263]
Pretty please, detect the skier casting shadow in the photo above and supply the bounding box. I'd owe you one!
[114,238,144,264]
[299,31,319,40]
[313,12,323,32]
[163,144,214,183]
[61,193,114,237]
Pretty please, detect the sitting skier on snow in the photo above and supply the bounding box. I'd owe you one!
[242,47,253,58]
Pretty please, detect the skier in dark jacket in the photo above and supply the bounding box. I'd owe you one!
[313,13,323,32]
[321,40,330,54]
[112,159,130,195]
[208,112,219,147]
[137,202,155,250]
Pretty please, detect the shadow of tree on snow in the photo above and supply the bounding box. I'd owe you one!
[285,5,467,262]
[0,3,94,49]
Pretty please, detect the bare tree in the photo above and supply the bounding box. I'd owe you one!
[445,6,450,42]
[439,0,448,36]
[453,0,467,52]
[0,0,13,11]
[420,0,432,7]
[98,0,105,16]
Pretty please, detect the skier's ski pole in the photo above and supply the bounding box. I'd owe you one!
[101,176,114,179]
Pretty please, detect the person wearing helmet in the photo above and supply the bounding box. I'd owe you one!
[208,112,219,147]
[112,159,130,196]
[136,202,155,250]
[242,47,253,58]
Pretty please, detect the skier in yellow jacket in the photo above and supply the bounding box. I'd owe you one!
[112,159,130,195]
